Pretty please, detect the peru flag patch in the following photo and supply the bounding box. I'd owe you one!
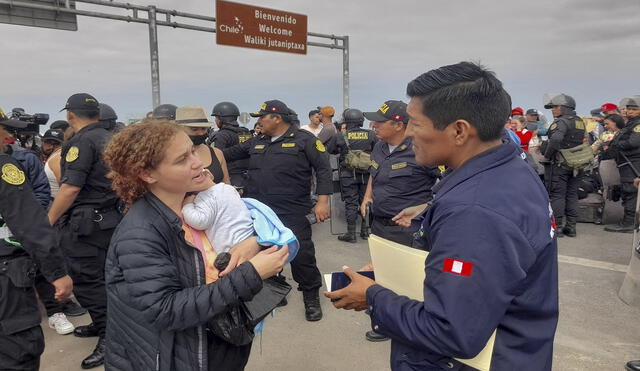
[443,258,473,276]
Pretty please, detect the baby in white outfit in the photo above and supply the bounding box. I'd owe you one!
[182,172,254,254]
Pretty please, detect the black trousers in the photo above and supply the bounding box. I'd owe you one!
[60,226,113,337]
[340,173,369,225]
[547,165,580,222]
[621,182,638,225]
[278,214,322,292]
[371,218,421,248]
[0,273,44,371]
[34,271,65,317]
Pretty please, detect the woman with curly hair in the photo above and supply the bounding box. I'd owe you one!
[102,120,288,371]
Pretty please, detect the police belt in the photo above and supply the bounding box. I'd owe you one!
[372,215,398,227]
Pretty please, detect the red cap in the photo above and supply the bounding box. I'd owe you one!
[601,103,618,112]
[511,107,524,116]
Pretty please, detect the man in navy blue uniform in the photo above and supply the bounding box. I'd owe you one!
[361,100,439,248]
[326,62,559,370]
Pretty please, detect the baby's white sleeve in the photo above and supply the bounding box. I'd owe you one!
[217,185,255,245]
[181,191,218,230]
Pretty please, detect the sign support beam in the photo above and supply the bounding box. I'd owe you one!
[0,0,350,111]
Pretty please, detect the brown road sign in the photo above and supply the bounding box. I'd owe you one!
[216,0,307,55]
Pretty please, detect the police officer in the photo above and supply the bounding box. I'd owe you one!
[361,100,439,247]
[336,108,377,243]
[541,93,585,237]
[0,151,73,370]
[223,100,332,322]
[99,103,125,133]
[327,62,559,370]
[210,101,252,188]
[151,103,178,120]
[605,97,640,233]
[47,93,122,369]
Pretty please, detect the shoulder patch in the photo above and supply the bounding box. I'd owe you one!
[315,140,326,152]
[549,123,557,131]
[634,126,640,133]
[66,146,80,163]
[1,163,25,185]
[371,160,379,169]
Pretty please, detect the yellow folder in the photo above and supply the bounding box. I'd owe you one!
[368,234,496,371]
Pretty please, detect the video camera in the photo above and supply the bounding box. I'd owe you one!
[10,108,49,134]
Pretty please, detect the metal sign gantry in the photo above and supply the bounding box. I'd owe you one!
[0,0,350,110]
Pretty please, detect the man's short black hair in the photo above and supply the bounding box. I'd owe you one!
[70,109,100,120]
[308,109,320,118]
[406,61,511,141]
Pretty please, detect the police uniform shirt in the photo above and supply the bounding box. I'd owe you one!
[543,113,585,160]
[611,116,640,181]
[222,125,332,215]
[212,124,252,175]
[0,154,66,282]
[60,121,116,209]
[366,143,559,370]
[369,137,439,218]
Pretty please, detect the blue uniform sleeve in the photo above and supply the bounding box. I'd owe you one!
[366,204,538,358]
[17,150,51,207]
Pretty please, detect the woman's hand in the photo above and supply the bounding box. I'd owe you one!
[219,237,261,277]
[249,245,289,280]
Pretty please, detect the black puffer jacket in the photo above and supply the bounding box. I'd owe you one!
[104,193,263,371]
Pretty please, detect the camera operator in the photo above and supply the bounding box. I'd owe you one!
[0,108,50,207]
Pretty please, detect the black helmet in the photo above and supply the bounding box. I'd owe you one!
[343,108,364,125]
[543,94,576,110]
[152,104,178,120]
[50,120,69,131]
[99,103,118,121]
[211,102,240,120]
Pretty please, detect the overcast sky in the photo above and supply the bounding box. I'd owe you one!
[0,0,638,127]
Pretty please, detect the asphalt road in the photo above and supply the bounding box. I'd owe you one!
[40,215,640,371]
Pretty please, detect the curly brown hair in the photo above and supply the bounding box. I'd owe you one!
[104,120,181,210]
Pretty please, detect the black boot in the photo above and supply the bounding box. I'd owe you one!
[74,323,100,338]
[604,223,635,233]
[562,217,577,237]
[302,289,322,322]
[626,360,640,371]
[338,223,357,243]
[81,336,105,369]
[555,217,564,238]
[365,330,389,342]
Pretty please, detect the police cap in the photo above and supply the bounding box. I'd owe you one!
[364,100,409,124]
[250,100,289,117]
[60,93,100,114]
[42,129,64,143]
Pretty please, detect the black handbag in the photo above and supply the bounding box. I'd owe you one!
[208,263,291,346]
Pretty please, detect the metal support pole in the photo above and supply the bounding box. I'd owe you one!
[147,6,161,109]
[342,35,350,111]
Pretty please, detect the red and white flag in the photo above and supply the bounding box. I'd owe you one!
[443,258,473,276]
